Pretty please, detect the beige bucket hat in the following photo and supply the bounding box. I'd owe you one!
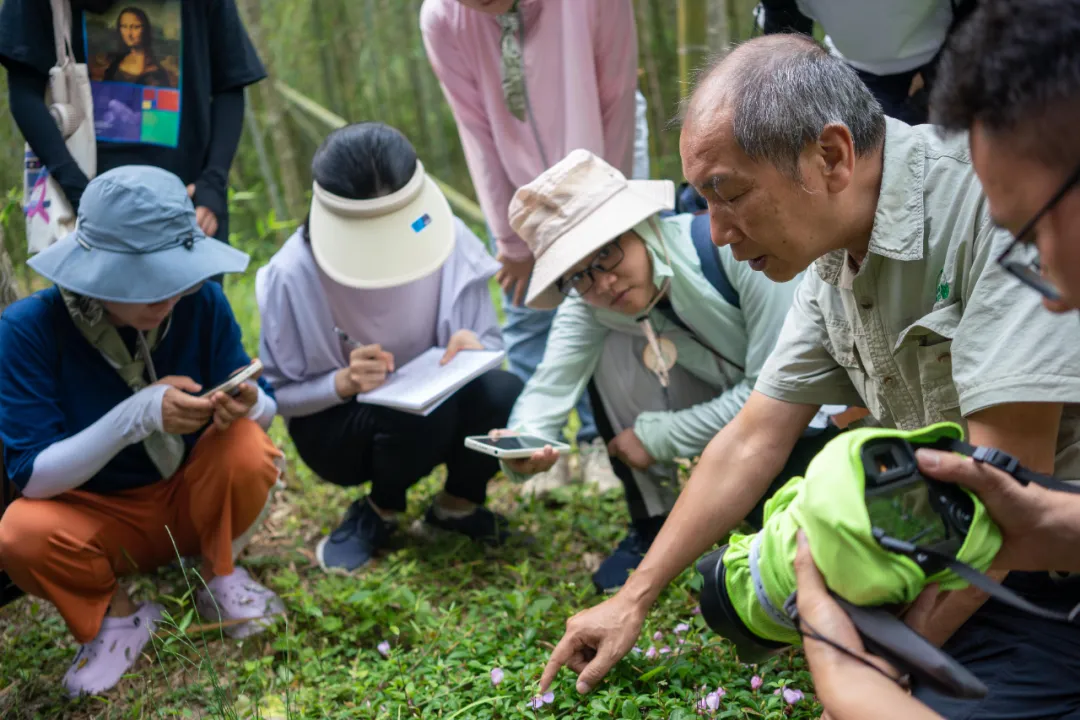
[309,160,455,288]
[509,149,675,310]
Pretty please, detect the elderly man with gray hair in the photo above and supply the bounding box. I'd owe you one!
[539,34,1080,716]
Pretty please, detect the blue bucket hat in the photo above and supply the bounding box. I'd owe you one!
[28,165,250,303]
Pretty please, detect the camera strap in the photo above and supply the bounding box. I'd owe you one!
[878,438,1080,624]
[929,438,1080,496]
[875,532,1080,624]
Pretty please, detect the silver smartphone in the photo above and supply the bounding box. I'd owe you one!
[464,433,572,459]
[200,359,263,398]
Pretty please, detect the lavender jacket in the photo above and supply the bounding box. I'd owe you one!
[255,219,502,419]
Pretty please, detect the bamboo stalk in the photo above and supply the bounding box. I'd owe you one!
[412,0,455,182]
[708,0,731,53]
[401,0,432,156]
[244,98,289,228]
[312,0,345,116]
[634,0,668,165]
[366,0,400,131]
[677,0,710,98]
[274,82,485,226]
[237,0,305,220]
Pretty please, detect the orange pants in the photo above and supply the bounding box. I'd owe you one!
[0,419,281,643]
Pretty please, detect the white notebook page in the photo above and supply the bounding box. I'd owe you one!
[356,347,506,415]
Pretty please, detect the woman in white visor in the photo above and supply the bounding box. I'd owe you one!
[256,123,524,573]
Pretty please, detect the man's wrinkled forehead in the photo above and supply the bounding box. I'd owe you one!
[680,105,748,192]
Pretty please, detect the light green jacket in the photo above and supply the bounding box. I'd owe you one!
[507,213,800,464]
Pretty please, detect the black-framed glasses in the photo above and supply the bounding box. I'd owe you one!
[555,240,625,298]
[996,162,1080,302]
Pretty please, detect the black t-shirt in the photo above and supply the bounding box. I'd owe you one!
[0,0,265,214]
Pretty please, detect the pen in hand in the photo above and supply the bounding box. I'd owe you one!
[335,327,395,375]
[335,326,361,350]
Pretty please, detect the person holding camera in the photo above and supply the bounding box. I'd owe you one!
[540,34,1080,718]
[493,148,835,593]
[796,3,1080,717]
[256,123,524,575]
[0,165,284,697]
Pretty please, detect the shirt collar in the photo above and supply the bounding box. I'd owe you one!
[815,118,926,285]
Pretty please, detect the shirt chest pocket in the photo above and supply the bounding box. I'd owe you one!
[822,322,874,409]
[897,304,963,425]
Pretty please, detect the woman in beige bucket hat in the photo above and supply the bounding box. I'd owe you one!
[496,149,839,592]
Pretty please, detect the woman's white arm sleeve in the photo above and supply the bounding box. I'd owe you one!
[246,386,277,429]
[21,385,168,499]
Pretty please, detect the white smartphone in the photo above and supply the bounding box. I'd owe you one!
[200,359,263,398]
[464,433,572,459]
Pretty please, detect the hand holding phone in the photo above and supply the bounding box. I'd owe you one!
[465,430,570,474]
[200,359,263,398]
[202,360,263,432]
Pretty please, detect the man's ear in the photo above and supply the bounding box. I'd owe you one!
[817,123,856,194]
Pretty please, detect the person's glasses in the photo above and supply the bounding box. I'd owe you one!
[996,162,1080,302]
[555,240,625,298]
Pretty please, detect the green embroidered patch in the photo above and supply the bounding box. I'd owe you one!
[936,269,950,302]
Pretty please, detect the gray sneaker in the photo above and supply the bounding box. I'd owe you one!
[315,499,396,573]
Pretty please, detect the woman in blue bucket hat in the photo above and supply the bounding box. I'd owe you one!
[0,165,285,697]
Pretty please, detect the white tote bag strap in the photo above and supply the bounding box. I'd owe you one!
[49,0,77,69]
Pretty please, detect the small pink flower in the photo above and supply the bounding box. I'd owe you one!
[751,675,763,691]
[783,688,804,705]
[376,640,390,657]
[490,668,504,686]
[677,638,686,645]
[653,630,663,641]
[773,688,782,696]
[631,646,643,654]
[705,692,721,711]
[528,691,554,709]
[714,687,726,698]
[674,622,690,634]
[692,605,702,615]
[659,646,671,655]
[645,645,658,659]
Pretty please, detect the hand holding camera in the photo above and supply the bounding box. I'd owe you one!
[915,448,1080,574]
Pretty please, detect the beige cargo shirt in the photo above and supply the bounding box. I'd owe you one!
[755,119,1080,478]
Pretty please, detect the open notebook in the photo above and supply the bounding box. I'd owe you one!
[356,347,506,416]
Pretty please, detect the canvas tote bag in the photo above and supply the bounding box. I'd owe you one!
[22,0,97,255]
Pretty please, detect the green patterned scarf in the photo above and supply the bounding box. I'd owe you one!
[60,288,186,479]
[496,0,526,121]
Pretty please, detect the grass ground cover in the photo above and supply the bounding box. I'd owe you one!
[0,273,820,719]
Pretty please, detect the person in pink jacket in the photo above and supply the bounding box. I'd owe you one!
[420,0,639,495]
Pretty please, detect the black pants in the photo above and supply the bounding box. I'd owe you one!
[914,573,1080,719]
[289,369,523,512]
[586,382,842,527]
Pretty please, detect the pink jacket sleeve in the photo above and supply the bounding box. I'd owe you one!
[593,0,639,177]
[420,3,531,261]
